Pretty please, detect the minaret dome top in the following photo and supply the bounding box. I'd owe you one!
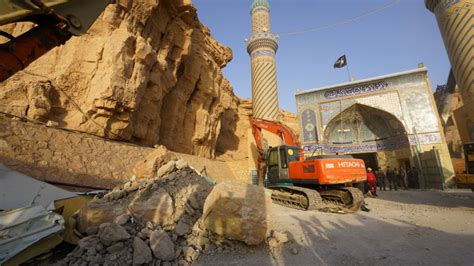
[251,0,270,11]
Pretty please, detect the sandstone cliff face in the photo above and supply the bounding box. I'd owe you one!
[0,0,238,158]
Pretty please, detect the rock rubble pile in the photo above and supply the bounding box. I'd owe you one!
[56,158,289,265]
[59,159,215,265]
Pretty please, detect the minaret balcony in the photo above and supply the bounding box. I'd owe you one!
[246,32,279,54]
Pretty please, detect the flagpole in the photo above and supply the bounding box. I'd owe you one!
[346,63,352,82]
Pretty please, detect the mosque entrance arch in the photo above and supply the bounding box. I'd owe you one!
[323,103,410,170]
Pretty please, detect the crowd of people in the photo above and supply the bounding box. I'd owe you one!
[366,166,420,197]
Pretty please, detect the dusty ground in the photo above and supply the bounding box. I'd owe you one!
[197,189,474,265]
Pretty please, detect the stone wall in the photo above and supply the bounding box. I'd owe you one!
[0,114,254,189]
[0,114,153,189]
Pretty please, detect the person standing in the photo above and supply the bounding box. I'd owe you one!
[407,167,414,188]
[394,168,401,189]
[411,167,420,188]
[367,168,377,197]
[400,167,408,189]
[386,166,398,191]
[375,167,386,191]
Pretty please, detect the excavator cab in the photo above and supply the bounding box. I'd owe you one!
[266,145,299,184]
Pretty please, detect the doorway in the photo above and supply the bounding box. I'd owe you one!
[397,158,411,171]
[350,152,378,170]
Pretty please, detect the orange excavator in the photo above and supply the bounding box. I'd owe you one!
[250,116,366,211]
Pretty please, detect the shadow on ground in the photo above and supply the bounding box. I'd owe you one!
[371,189,474,209]
[196,202,474,266]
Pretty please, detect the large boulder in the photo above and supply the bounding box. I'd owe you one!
[202,181,271,245]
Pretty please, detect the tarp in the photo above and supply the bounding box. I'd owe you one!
[0,205,65,264]
[0,163,75,210]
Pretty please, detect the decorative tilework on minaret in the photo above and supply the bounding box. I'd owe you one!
[247,0,280,121]
[425,0,474,101]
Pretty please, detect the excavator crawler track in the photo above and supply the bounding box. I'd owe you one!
[319,187,364,213]
[269,186,364,213]
[270,186,323,211]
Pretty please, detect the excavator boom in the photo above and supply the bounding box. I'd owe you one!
[249,116,304,160]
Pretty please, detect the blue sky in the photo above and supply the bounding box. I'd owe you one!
[193,0,451,112]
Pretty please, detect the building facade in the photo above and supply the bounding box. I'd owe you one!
[295,68,455,187]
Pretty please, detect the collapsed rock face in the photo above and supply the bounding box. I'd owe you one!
[0,0,238,158]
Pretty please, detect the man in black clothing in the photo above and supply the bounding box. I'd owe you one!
[375,168,386,191]
[386,166,398,191]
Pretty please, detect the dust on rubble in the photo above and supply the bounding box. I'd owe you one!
[58,160,215,265]
[55,159,286,265]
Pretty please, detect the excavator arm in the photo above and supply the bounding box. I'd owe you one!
[249,115,304,160]
[0,0,111,82]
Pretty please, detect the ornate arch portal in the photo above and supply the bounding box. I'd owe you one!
[323,104,408,149]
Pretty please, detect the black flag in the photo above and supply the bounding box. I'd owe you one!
[334,55,347,68]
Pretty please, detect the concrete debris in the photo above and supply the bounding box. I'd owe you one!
[266,230,290,252]
[78,201,127,233]
[132,237,152,265]
[77,236,100,250]
[85,226,98,236]
[132,146,178,179]
[149,230,175,261]
[57,160,283,265]
[272,230,289,245]
[183,246,199,262]
[114,214,131,225]
[175,219,192,236]
[175,159,189,170]
[156,161,176,178]
[291,247,300,255]
[97,223,130,246]
[58,161,219,265]
[128,189,175,226]
[106,241,124,253]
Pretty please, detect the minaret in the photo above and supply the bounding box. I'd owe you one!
[247,0,280,121]
[425,0,473,101]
